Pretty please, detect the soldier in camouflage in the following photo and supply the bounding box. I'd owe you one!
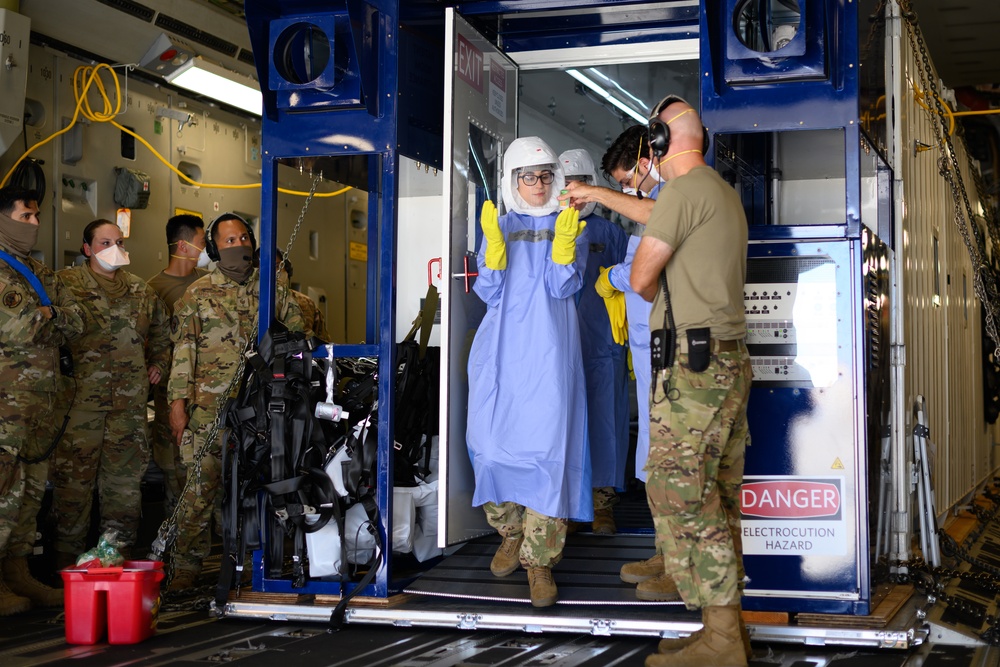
[51,219,171,564]
[146,214,209,513]
[0,187,85,615]
[167,214,304,588]
[631,98,752,667]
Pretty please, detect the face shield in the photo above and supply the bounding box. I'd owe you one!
[558,148,599,218]
[500,137,564,216]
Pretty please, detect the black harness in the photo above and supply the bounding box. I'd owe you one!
[217,322,381,629]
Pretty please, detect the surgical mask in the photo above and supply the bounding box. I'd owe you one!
[0,213,38,257]
[217,245,254,284]
[184,239,211,268]
[94,245,130,271]
[622,186,638,196]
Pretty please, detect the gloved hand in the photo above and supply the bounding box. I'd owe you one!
[597,266,627,345]
[480,200,506,270]
[551,207,586,265]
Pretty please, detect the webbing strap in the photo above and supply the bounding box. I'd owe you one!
[0,249,51,306]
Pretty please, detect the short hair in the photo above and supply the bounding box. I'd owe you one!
[210,213,248,244]
[0,186,39,217]
[601,125,649,181]
[166,214,204,247]
[82,219,117,246]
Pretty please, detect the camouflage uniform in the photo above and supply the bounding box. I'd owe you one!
[0,244,84,562]
[483,502,567,568]
[292,289,329,341]
[167,268,304,576]
[50,265,171,556]
[644,346,751,609]
[146,269,207,510]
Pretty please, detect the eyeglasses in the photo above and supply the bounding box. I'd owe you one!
[618,164,640,190]
[518,171,555,186]
[565,175,592,184]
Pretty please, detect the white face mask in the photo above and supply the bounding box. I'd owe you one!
[94,244,130,271]
[197,249,210,268]
[622,186,638,196]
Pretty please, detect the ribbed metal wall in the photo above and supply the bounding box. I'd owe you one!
[899,34,993,517]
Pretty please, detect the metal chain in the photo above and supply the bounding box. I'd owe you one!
[150,173,324,572]
[884,486,1000,645]
[899,1,1000,352]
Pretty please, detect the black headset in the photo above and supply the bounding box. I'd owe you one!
[647,94,711,158]
[205,212,256,262]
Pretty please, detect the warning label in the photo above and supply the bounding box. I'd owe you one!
[740,476,847,556]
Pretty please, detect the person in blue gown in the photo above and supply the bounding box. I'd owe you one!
[466,136,590,607]
[558,148,629,535]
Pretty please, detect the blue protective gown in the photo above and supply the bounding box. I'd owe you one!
[576,214,630,489]
[608,183,661,482]
[467,209,593,522]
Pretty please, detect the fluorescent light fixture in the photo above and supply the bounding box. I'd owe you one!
[566,69,647,124]
[165,57,262,116]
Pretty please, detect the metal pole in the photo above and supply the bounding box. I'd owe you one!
[887,0,912,573]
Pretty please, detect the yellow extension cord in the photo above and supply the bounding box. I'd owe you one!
[1,63,352,199]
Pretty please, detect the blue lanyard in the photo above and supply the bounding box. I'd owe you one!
[0,248,52,306]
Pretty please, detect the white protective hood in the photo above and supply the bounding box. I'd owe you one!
[558,148,598,219]
[500,137,565,216]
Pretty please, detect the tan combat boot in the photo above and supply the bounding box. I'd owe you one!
[591,508,616,535]
[490,534,524,577]
[636,572,680,601]
[0,569,30,616]
[2,557,62,607]
[526,566,557,607]
[659,615,752,661]
[645,604,748,667]
[620,553,663,583]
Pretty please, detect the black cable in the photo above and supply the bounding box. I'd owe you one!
[10,157,46,205]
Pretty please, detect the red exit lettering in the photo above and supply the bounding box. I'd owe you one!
[741,480,841,519]
[457,34,483,93]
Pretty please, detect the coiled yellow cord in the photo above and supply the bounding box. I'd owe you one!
[2,63,352,199]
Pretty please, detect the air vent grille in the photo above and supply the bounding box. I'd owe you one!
[95,0,155,22]
[155,13,239,57]
[237,49,256,67]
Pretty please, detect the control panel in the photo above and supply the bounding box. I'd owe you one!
[744,257,839,388]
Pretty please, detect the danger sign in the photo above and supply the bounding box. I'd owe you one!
[740,476,847,556]
[741,480,841,519]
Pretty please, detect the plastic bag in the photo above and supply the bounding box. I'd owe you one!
[74,529,125,568]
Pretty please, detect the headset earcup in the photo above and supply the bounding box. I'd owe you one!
[649,120,670,158]
[205,217,220,261]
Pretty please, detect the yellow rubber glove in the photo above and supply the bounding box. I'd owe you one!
[551,207,586,265]
[596,266,628,345]
[481,200,506,270]
[627,346,635,380]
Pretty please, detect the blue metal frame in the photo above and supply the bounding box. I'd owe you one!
[741,237,875,615]
[702,1,863,243]
[245,0,399,599]
[702,0,891,615]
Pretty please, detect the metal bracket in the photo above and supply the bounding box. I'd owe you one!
[589,618,614,636]
[156,105,196,132]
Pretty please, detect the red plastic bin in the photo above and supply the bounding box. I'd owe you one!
[60,560,165,645]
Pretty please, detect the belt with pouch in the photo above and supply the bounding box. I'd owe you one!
[676,337,742,354]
